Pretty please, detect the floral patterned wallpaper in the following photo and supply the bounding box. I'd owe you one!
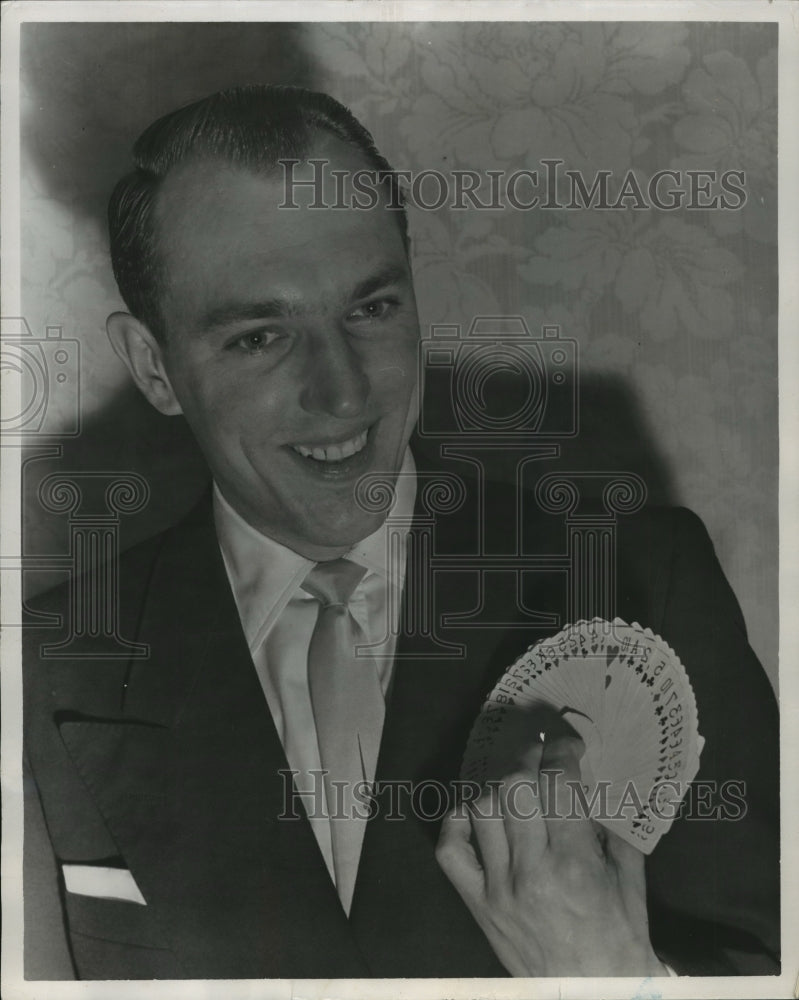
[19,21,777,681]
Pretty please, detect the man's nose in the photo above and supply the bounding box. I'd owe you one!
[299,325,369,419]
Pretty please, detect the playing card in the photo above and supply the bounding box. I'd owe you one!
[461,618,704,853]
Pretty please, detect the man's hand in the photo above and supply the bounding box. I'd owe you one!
[436,736,668,977]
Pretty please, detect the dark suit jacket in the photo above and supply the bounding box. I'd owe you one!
[23,467,779,979]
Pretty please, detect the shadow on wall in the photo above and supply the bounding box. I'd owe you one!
[416,371,676,507]
[22,21,321,234]
[21,386,209,603]
[415,369,677,510]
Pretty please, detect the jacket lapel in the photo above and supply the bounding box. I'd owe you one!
[350,474,535,977]
[59,495,369,978]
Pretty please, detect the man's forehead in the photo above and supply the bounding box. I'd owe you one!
[153,133,395,233]
[154,158,285,245]
[155,165,404,275]
[149,136,410,331]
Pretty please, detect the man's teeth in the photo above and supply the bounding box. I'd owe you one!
[292,429,368,462]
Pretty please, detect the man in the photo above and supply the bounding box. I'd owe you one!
[23,85,779,980]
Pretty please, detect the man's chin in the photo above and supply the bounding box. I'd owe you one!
[302,511,388,559]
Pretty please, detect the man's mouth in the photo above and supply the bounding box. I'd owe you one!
[290,428,369,464]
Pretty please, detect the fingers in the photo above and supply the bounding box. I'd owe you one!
[469,783,510,885]
[540,732,585,784]
[497,746,547,875]
[440,734,601,909]
[599,827,652,937]
[603,826,646,893]
[435,808,485,908]
[436,806,532,978]
[438,776,542,901]
[540,735,597,854]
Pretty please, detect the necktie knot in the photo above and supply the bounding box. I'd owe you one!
[301,558,368,609]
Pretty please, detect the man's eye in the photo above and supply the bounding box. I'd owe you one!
[348,299,397,321]
[229,330,279,353]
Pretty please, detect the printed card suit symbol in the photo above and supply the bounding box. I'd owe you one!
[605,674,612,689]
[591,643,598,653]
[646,678,654,687]
[635,664,644,675]
[605,645,620,667]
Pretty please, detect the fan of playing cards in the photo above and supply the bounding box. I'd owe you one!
[461,618,704,854]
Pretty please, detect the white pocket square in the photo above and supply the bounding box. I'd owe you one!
[62,864,146,905]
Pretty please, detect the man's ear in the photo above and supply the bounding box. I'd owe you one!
[106,312,183,416]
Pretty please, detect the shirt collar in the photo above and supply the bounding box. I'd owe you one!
[213,448,417,651]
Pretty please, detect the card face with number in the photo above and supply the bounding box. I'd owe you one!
[461,618,704,854]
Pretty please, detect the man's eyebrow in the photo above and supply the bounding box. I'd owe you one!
[199,298,292,331]
[197,265,410,332]
[350,265,409,303]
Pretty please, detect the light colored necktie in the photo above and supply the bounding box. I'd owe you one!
[302,558,385,913]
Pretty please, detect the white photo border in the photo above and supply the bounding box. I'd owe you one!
[2,3,796,998]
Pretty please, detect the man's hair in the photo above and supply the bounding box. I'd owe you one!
[108,85,409,341]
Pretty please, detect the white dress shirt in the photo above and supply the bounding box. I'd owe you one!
[213,450,416,893]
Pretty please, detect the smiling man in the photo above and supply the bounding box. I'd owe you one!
[107,101,420,559]
[107,154,420,557]
[23,86,779,982]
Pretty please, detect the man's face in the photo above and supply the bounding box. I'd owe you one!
[151,140,420,559]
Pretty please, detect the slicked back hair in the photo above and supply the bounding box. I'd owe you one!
[108,85,409,342]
